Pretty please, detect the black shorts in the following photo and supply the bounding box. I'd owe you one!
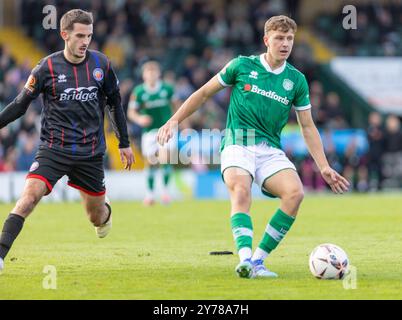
[27,148,106,196]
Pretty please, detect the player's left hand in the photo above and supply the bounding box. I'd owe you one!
[320,166,350,194]
[119,147,135,170]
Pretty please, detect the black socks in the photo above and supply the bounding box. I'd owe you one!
[0,214,25,260]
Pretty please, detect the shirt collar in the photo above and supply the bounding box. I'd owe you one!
[259,54,287,75]
[144,80,162,94]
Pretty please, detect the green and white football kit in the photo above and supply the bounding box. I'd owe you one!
[129,80,177,204]
[129,81,177,158]
[218,54,311,197]
[218,54,312,278]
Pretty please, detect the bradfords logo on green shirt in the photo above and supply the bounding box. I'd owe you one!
[245,84,290,106]
[218,54,311,150]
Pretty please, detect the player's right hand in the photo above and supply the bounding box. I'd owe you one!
[138,115,153,128]
[119,147,135,170]
[320,166,350,194]
[157,120,176,146]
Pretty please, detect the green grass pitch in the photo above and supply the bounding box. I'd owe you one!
[0,194,401,299]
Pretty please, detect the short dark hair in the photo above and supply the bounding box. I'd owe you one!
[142,61,161,72]
[60,9,93,32]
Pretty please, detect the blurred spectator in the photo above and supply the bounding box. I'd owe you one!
[208,10,229,48]
[103,24,135,71]
[322,92,348,130]
[316,2,402,56]
[299,156,326,191]
[290,32,315,77]
[384,114,402,153]
[16,133,38,171]
[342,138,368,192]
[382,114,402,188]
[366,111,385,190]
[0,45,16,81]
[175,76,195,101]
[0,127,16,156]
[19,110,39,135]
[1,148,17,172]
[377,8,394,35]
[228,18,254,48]
[309,81,326,128]
[93,19,109,50]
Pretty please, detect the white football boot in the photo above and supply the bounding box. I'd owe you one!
[252,259,278,278]
[0,257,4,274]
[95,196,112,238]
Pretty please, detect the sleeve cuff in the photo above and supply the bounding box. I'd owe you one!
[217,74,231,87]
[118,140,130,149]
[128,101,139,110]
[294,104,312,111]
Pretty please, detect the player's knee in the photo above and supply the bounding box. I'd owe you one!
[283,188,304,206]
[16,194,40,215]
[232,184,251,205]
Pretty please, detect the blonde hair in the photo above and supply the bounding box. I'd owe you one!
[264,15,297,35]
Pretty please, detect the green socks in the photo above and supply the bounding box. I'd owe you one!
[147,167,156,193]
[252,209,295,261]
[147,165,172,196]
[162,164,172,187]
[231,213,253,261]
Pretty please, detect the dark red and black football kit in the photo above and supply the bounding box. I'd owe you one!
[0,50,130,195]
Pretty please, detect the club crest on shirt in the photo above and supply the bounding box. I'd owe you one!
[29,161,39,172]
[93,68,104,81]
[24,75,37,93]
[283,79,294,91]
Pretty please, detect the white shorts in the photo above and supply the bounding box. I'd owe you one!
[141,130,178,159]
[220,142,296,197]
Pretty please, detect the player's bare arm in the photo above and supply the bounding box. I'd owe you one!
[157,75,223,145]
[296,109,350,194]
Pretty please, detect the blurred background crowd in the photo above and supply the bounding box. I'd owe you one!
[1,0,402,192]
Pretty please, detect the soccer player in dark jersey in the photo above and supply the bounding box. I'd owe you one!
[0,9,134,272]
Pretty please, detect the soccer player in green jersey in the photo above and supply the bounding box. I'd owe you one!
[128,61,177,205]
[157,15,349,279]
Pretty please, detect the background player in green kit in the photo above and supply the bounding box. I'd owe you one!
[128,61,177,205]
[157,15,349,278]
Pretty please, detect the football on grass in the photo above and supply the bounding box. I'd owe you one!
[309,243,349,279]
